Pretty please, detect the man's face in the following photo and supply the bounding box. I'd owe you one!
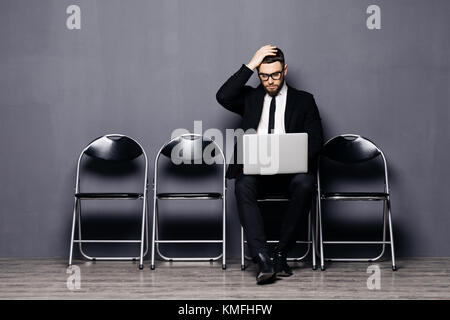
[258,61,287,97]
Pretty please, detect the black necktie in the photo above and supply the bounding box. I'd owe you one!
[268,96,276,134]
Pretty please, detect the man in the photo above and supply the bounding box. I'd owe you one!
[216,45,323,284]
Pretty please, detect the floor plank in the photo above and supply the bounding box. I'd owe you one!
[0,258,449,299]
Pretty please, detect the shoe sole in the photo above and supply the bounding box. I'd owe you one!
[275,271,293,277]
[257,272,276,284]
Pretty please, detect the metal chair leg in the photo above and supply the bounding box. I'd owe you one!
[222,197,226,270]
[143,197,149,257]
[317,196,325,271]
[311,204,317,270]
[150,198,157,270]
[77,198,94,261]
[315,199,397,270]
[387,199,397,271]
[138,197,147,270]
[240,227,245,270]
[68,197,78,267]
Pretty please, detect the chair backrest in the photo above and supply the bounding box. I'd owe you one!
[84,134,143,161]
[153,133,226,193]
[159,133,218,163]
[75,134,148,193]
[321,134,381,164]
[318,134,389,193]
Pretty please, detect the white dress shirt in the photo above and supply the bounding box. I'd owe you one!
[256,82,288,134]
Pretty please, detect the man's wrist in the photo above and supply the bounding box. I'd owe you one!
[245,63,256,71]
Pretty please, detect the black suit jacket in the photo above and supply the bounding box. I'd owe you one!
[216,64,324,179]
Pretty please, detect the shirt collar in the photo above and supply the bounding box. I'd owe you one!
[278,82,288,96]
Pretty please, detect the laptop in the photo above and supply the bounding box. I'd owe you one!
[243,133,308,175]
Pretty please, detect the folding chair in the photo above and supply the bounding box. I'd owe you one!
[240,196,317,271]
[316,134,397,271]
[68,134,149,270]
[150,133,227,270]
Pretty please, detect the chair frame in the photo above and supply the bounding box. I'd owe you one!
[240,196,317,271]
[150,133,227,270]
[316,134,397,271]
[68,134,149,270]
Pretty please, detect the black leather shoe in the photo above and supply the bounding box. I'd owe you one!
[254,252,275,284]
[274,250,293,277]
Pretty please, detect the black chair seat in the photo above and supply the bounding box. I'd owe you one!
[75,192,143,199]
[322,192,388,200]
[257,195,290,201]
[156,192,222,199]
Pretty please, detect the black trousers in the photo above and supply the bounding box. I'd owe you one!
[235,173,315,258]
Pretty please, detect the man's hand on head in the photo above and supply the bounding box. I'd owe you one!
[246,45,277,71]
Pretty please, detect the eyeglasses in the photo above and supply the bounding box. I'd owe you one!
[258,71,283,81]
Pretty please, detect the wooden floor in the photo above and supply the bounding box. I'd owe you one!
[0,258,449,299]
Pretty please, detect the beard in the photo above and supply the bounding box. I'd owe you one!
[263,78,284,97]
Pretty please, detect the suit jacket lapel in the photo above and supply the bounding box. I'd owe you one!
[250,85,266,130]
[284,84,296,132]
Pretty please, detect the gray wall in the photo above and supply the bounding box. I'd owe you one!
[0,0,449,258]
